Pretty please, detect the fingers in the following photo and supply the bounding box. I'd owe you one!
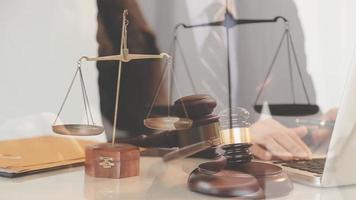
[264,138,294,160]
[292,126,308,138]
[270,130,310,159]
[289,127,312,158]
[310,128,332,145]
[250,119,312,160]
[250,144,272,160]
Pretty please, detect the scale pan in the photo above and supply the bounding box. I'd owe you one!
[144,117,193,131]
[254,104,319,116]
[52,124,104,136]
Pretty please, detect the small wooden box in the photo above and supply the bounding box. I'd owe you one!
[85,143,140,179]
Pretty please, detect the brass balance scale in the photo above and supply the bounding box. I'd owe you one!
[51,10,192,179]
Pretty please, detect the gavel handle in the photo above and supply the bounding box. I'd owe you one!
[118,131,179,148]
[163,141,213,162]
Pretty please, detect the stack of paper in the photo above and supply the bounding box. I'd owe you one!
[0,136,97,175]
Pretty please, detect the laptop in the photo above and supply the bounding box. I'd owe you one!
[274,65,356,187]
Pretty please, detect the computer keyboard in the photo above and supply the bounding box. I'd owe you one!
[274,158,326,174]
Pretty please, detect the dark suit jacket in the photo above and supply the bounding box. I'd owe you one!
[96,0,165,140]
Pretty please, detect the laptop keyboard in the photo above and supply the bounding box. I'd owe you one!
[274,158,326,174]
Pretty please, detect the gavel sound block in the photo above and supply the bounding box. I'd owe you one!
[174,95,293,198]
[188,159,293,199]
[85,143,140,179]
[186,132,293,198]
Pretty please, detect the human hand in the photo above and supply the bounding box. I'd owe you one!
[250,118,312,161]
[308,108,338,146]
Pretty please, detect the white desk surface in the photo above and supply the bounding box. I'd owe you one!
[1,157,355,200]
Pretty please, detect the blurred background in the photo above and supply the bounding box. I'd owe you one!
[0,0,355,140]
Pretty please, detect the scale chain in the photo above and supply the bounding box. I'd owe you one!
[254,29,288,105]
[286,29,296,103]
[288,31,311,104]
[78,62,95,125]
[53,67,80,125]
[146,57,170,119]
[78,61,90,124]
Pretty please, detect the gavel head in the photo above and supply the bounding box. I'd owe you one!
[174,95,253,164]
[173,94,221,158]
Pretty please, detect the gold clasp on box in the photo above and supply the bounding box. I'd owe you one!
[99,156,115,169]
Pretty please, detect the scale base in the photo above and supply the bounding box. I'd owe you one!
[85,143,140,179]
